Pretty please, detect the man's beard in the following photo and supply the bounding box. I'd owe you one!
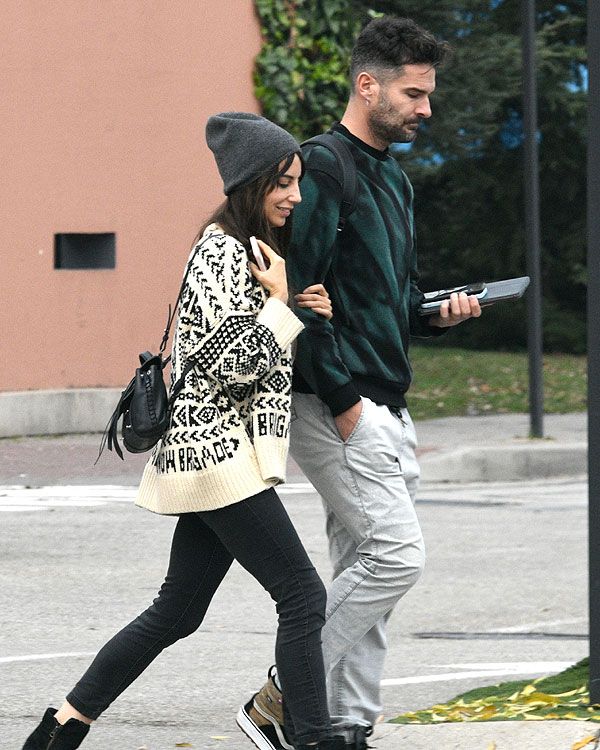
[367,95,420,145]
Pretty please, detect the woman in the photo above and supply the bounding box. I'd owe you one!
[23,113,344,750]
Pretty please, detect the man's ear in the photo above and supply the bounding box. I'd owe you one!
[355,71,380,103]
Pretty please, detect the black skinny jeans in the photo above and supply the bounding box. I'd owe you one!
[67,488,332,745]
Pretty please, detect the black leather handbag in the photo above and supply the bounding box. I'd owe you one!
[98,237,209,461]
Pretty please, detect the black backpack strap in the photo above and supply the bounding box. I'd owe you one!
[301,132,357,232]
[157,233,213,355]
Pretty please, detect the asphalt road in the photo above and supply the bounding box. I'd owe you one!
[1,466,588,749]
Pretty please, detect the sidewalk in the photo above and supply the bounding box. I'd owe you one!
[0,411,588,486]
[372,719,599,750]
[416,411,587,483]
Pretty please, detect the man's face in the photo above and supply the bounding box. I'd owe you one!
[367,63,436,146]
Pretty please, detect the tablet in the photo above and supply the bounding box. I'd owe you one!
[418,276,530,316]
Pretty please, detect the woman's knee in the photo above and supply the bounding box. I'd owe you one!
[309,571,327,619]
[143,589,206,642]
[274,566,327,627]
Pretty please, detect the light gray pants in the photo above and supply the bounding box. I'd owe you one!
[290,392,425,737]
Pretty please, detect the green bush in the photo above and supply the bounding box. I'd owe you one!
[253,0,587,353]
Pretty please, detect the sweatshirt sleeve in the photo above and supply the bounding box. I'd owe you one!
[287,149,361,416]
[176,233,304,389]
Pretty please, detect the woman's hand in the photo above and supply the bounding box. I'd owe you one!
[295,284,333,320]
[249,239,288,304]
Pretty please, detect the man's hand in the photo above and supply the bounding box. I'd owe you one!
[428,291,482,328]
[334,400,363,442]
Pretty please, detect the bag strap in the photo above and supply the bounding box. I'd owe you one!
[157,234,212,354]
[301,132,357,232]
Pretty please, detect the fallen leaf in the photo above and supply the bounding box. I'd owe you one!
[175,744,193,748]
[522,691,561,705]
[572,735,599,750]
[486,743,497,750]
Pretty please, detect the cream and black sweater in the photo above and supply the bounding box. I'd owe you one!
[136,225,304,515]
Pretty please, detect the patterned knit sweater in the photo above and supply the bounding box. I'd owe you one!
[135,225,304,515]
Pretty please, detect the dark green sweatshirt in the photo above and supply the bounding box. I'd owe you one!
[288,123,442,416]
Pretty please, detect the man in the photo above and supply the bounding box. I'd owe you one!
[237,16,481,750]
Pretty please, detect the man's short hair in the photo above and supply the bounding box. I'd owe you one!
[350,16,450,90]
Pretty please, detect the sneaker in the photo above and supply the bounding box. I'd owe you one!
[236,667,293,750]
[345,725,373,750]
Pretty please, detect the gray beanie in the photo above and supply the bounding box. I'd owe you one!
[206,112,300,195]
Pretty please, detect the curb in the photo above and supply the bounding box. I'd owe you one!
[419,442,588,482]
[0,390,589,484]
[0,388,119,438]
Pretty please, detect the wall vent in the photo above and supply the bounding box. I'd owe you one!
[54,233,116,269]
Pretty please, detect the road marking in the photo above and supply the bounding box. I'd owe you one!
[0,485,135,512]
[381,661,574,687]
[0,652,96,665]
[279,483,316,494]
[2,654,573,686]
[0,499,108,509]
[430,661,576,670]
[0,506,47,512]
[495,618,587,633]
[0,485,136,498]
[0,484,317,512]
[0,479,586,512]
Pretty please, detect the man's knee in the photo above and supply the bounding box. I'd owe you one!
[363,538,426,592]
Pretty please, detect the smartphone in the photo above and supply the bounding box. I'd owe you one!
[422,281,487,303]
[419,282,488,315]
[249,236,267,271]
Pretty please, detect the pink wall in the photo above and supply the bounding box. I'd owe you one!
[1,1,261,390]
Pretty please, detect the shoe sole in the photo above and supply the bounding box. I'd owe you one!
[253,701,293,750]
[236,705,290,750]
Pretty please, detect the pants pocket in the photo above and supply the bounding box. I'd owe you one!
[322,397,367,444]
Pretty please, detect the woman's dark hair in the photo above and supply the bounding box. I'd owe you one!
[350,16,450,90]
[197,151,304,258]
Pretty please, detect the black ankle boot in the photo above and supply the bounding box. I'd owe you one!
[23,707,90,749]
[296,736,346,750]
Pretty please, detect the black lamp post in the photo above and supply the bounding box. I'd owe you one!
[521,0,544,438]
[588,0,600,707]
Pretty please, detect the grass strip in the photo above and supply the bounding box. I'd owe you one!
[391,659,600,724]
[408,346,586,421]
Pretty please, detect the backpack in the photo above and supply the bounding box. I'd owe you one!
[301,132,357,232]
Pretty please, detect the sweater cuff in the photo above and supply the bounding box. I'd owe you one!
[257,297,304,351]
[424,322,448,337]
[322,381,361,417]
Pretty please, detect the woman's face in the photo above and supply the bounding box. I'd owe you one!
[263,154,302,228]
